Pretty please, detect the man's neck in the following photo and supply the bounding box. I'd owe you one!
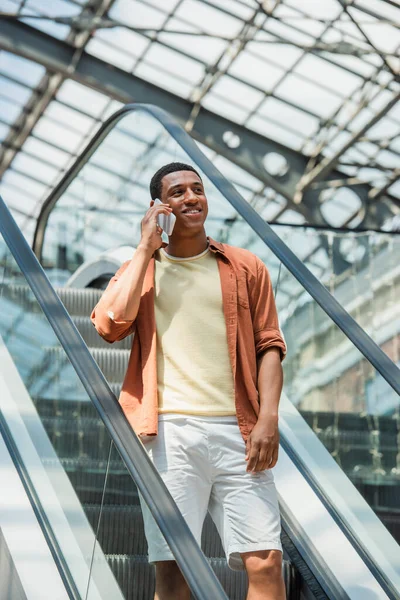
[164,231,208,259]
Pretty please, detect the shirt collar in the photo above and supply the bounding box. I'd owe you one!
[158,236,225,255]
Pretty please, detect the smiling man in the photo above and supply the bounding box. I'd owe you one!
[91,162,287,600]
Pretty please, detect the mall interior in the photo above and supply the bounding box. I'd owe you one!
[0,1,399,599]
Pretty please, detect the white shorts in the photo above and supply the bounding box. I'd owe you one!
[139,415,282,571]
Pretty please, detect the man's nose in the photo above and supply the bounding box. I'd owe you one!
[184,188,197,202]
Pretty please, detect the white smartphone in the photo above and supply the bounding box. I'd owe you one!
[154,198,176,235]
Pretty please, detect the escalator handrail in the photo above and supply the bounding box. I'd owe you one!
[32,104,400,398]
[0,196,229,600]
[30,103,400,599]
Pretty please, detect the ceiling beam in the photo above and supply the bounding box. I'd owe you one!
[0,20,397,224]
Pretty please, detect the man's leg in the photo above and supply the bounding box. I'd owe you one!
[241,550,286,600]
[154,561,190,600]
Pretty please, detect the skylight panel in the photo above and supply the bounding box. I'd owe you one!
[201,92,249,123]
[20,8,70,39]
[91,149,138,179]
[157,18,228,63]
[12,152,59,185]
[0,52,45,87]
[0,77,32,105]
[213,154,261,190]
[275,74,344,119]
[0,182,33,212]
[348,7,399,55]
[209,0,255,20]
[210,75,265,112]
[3,169,48,198]
[143,43,205,85]
[86,38,137,72]
[294,53,362,95]
[376,149,399,171]
[135,60,193,98]
[0,122,10,141]
[229,50,285,91]
[0,97,21,123]
[265,17,315,46]
[110,0,166,29]
[0,183,37,220]
[257,97,320,139]
[146,0,181,11]
[24,0,81,17]
[246,113,305,150]
[327,52,377,79]
[355,0,400,22]
[56,81,110,118]
[284,0,342,21]
[80,163,122,191]
[334,17,369,43]
[44,102,97,137]
[94,27,149,58]
[0,0,16,12]
[175,0,243,38]
[323,130,354,158]
[32,117,84,153]
[23,137,72,168]
[248,36,303,70]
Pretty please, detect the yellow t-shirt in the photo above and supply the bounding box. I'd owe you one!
[154,246,235,415]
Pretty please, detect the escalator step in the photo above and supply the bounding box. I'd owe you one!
[32,383,122,416]
[55,286,103,316]
[106,554,296,600]
[1,284,103,316]
[106,554,249,600]
[44,346,130,383]
[84,504,225,558]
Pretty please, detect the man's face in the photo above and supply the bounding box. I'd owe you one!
[160,170,208,235]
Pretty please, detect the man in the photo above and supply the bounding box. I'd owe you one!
[91,162,287,600]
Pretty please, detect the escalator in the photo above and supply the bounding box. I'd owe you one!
[0,104,400,600]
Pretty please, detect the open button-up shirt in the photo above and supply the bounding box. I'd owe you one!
[91,238,286,442]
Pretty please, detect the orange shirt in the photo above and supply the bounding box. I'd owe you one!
[91,238,286,441]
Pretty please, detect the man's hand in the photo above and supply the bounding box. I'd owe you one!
[245,416,279,472]
[138,201,173,255]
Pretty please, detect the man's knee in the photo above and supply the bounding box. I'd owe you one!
[155,560,189,599]
[241,549,283,582]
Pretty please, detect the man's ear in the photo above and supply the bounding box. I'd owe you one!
[150,199,155,207]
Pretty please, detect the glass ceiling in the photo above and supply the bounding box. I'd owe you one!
[0,0,399,244]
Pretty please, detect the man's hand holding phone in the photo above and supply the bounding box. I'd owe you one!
[138,200,174,255]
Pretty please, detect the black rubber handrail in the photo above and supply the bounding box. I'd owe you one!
[31,103,400,599]
[0,196,229,600]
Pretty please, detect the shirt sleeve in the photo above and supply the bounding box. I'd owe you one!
[250,258,287,361]
[90,261,136,343]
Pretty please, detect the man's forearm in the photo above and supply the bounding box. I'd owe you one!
[257,347,283,421]
[98,244,153,322]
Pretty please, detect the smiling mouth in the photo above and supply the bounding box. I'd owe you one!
[182,208,202,214]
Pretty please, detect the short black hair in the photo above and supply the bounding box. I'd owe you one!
[149,162,202,200]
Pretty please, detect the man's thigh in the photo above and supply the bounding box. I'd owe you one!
[139,417,212,563]
[207,420,282,571]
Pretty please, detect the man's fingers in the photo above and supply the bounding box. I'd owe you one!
[245,438,251,460]
[268,448,279,469]
[246,443,260,472]
[255,449,268,472]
